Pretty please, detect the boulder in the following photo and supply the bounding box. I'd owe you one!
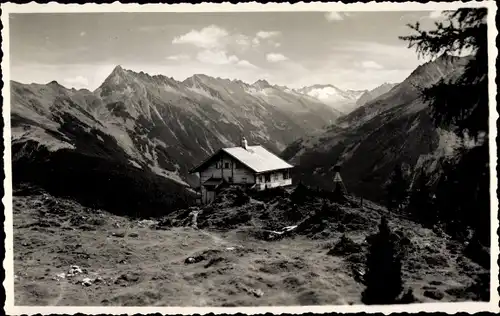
[81,277,93,286]
[424,289,445,300]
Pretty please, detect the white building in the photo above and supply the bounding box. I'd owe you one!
[190,137,294,204]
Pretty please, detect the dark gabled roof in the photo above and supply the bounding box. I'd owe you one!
[190,145,294,174]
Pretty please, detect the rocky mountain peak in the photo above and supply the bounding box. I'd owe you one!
[252,79,272,89]
[47,80,64,88]
[109,65,128,77]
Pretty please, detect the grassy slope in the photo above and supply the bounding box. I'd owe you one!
[13,188,487,306]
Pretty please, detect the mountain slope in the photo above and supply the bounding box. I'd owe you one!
[92,67,342,182]
[282,55,471,202]
[356,83,398,107]
[11,67,344,211]
[11,80,194,217]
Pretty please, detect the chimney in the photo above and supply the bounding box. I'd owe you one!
[241,136,248,150]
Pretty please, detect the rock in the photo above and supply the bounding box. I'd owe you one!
[81,277,92,286]
[252,288,264,297]
[67,265,83,277]
[53,272,66,281]
[137,219,158,228]
[94,276,105,284]
[184,255,205,264]
[114,272,141,285]
[128,232,139,238]
[112,232,125,238]
[424,289,445,300]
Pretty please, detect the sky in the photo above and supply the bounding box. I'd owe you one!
[9,11,447,91]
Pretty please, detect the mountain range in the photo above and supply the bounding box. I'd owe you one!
[11,54,467,213]
[282,54,472,202]
[11,66,388,214]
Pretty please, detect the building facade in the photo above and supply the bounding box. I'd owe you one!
[190,137,293,204]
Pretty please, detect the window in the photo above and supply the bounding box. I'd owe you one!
[261,175,265,183]
[228,177,233,183]
[242,177,247,183]
[224,162,230,169]
[215,161,222,169]
[273,173,279,181]
[265,174,271,182]
[284,172,289,180]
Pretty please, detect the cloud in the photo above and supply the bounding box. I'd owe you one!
[237,60,258,69]
[256,31,281,39]
[361,60,383,69]
[234,35,251,48]
[428,11,442,19]
[63,75,89,87]
[266,53,288,63]
[172,25,229,49]
[325,12,351,22]
[172,25,253,53]
[166,54,190,61]
[194,48,258,69]
[250,31,281,48]
[331,41,426,70]
[196,49,239,65]
[80,31,86,37]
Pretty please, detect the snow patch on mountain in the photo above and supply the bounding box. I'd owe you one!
[304,86,348,103]
[295,84,367,114]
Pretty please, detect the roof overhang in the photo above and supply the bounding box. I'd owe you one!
[254,166,294,175]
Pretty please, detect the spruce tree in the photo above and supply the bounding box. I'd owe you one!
[362,216,404,305]
[400,8,490,246]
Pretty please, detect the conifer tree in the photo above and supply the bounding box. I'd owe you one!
[362,216,404,305]
[400,8,489,246]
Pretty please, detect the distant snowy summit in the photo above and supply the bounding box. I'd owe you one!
[296,83,397,114]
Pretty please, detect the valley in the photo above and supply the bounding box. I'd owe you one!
[282,54,473,202]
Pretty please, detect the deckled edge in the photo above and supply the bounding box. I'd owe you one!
[1,1,498,315]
